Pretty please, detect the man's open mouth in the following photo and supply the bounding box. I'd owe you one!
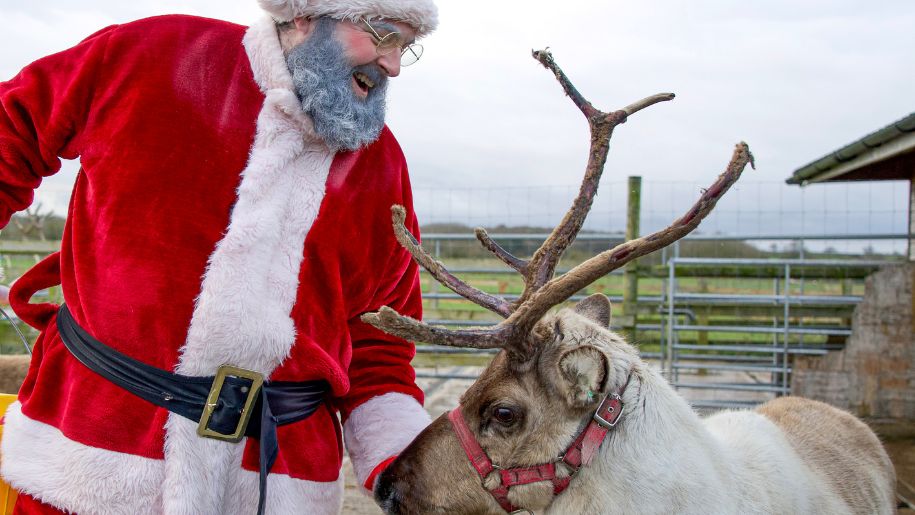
[353,71,375,96]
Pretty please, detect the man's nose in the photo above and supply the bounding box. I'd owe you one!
[377,51,401,78]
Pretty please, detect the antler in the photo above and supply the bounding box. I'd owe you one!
[361,49,754,351]
[502,142,753,340]
[387,205,513,318]
[494,51,677,308]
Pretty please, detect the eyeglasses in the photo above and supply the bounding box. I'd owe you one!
[361,18,424,67]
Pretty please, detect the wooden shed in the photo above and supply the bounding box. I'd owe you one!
[787,113,914,422]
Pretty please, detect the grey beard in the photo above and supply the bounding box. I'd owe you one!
[286,18,388,151]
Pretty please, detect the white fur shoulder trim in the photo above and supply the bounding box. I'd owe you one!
[244,16,295,93]
[343,393,431,494]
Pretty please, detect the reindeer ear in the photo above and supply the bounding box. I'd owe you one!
[574,293,611,328]
[558,345,608,407]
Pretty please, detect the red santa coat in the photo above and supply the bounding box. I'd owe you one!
[0,14,430,514]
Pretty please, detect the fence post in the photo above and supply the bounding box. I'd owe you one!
[909,172,914,336]
[909,171,914,262]
[622,176,641,340]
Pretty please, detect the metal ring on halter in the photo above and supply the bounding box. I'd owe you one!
[553,456,578,478]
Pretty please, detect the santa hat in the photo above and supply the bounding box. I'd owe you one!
[258,0,439,37]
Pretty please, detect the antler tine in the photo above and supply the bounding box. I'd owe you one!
[506,143,755,329]
[532,49,600,119]
[518,50,675,307]
[475,228,528,273]
[360,307,510,349]
[389,205,513,318]
[622,93,677,117]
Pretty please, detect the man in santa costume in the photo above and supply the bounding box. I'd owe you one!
[0,0,438,513]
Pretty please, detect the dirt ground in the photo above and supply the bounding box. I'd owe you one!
[885,437,915,513]
[341,457,384,515]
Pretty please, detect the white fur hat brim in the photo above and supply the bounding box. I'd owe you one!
[257,0,439,37]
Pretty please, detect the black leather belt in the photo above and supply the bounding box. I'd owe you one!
[56,305,328,515]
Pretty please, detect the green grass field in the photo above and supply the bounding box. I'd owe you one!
[0,253,871,360]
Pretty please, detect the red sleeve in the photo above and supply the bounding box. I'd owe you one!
[332,140,432,495]
[338,203,424,422]
[0,25,116,226]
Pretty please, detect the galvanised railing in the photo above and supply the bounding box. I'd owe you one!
[413,233,906,406]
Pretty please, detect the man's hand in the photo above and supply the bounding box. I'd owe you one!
[367,455,398,492]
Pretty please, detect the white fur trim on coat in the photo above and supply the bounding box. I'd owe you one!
[257,0,438,37]
[1,402,163,515]
[226,467,344,514]
[161,17,336,513]
[343,392,431,494]
[0,403,345,514]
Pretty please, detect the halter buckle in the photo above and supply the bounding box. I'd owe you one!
[593,393,623,429]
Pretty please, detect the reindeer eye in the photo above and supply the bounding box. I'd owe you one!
[493,407,518,426]
[553,320,564,342]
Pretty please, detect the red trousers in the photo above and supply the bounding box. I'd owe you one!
[13,493,67,514]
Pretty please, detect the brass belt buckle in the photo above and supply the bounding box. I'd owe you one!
[197,365,264,443]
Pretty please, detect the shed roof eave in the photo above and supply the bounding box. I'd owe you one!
[788,112,915,185]
[788,130,915,185]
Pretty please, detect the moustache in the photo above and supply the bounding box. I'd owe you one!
[352,63,388,95]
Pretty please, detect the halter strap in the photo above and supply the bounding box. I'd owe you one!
[448,370,634,513]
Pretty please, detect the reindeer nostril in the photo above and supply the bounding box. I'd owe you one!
[374,471,403,514]
[374,477,392,503]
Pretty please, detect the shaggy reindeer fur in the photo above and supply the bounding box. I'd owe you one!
[377,295,896,514]
[0,355,29,394]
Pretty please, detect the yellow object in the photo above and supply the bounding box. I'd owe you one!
[0,393,18,514]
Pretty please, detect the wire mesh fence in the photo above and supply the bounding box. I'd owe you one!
[28,173,910,254]
[413,179,910,256]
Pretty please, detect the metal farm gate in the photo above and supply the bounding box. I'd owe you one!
[410,234,904,409]
[661,257,889,409]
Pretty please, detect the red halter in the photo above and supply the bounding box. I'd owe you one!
[448,372,633,514]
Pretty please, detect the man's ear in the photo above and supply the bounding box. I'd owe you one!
[558,345,608,408]
[293,16,317,37]
[574,293,611,328]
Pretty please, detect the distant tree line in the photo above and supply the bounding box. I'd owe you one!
[0,205,66,241]
[416,223,891,262]
[419,222,771,263]
[0,217,894,262]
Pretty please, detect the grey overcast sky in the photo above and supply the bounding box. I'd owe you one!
[1,1,913,234]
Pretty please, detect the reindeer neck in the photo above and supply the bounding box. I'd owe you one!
[546,361,739,515]
[595,357,705,440]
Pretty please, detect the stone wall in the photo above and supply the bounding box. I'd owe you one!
[792,263,914,420]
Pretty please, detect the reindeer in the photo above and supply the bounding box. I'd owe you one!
[361,50,897,514]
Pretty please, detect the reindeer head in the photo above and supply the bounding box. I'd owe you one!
[362,50,754,514]
[377,294,649,514]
